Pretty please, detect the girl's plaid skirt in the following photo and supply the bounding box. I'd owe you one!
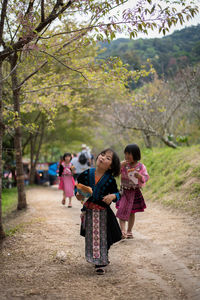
[116,188,146,221]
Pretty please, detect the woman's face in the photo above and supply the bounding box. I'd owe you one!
[96,150,113,171]
[125,152,134,163]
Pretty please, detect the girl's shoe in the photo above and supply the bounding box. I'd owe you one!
[121,231,127,239]
[126,232,133,239]
[96,268,105,275]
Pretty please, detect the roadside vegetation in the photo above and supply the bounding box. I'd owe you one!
[142,145,200,215]
[2,188,17,218]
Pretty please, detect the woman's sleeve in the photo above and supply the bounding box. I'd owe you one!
[59,164,63,177]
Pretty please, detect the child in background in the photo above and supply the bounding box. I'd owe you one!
[59,153,75,207]
[116,144,149,239]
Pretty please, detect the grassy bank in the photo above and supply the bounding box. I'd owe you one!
[142,145,200,215]
[2,187,18,217]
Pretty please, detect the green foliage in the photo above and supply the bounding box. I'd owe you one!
[142,145,200,215]
[99,24,200,80]
[5,218,45,236]
[176,135,189,144]
[5,224,24,236]
[2,188,18,217]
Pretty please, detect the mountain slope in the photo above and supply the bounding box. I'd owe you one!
[99,24,200,77]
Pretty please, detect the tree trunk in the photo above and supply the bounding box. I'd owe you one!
[0,61,5,239]
[10,53,26,210]
[29,117,45,185]
[142,131,152,148]
[29,134,35,185]
[161,136,177,148]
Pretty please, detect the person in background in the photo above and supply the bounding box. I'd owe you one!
[71,153,79,182]
[58,153,75,207]
[48,162,58,185]
[78,144,91,166]
[90,152,95,167]
[72,152,90,180]
[75,148,122,275]
[116,144,149,239]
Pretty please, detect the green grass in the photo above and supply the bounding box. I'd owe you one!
[2,187,18,217]
[5,217,46,236]
[142,145,200,215]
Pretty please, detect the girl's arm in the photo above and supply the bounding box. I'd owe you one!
[120,160,126,167]
[102,177,121,205]
[75,170,89,201]
[135,164,149,187]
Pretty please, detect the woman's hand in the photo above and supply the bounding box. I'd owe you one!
[76,192,84,201]
[102,194,116,205]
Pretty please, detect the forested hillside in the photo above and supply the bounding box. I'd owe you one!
[99,24,200,78]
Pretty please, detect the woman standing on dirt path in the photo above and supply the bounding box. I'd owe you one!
[75,148,122,275]
[58,153,75,208]
[116,144,149,239]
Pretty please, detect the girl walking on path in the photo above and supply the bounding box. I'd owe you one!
[116,144,149,239]
[59,153,75,207]
[75,148,122,275]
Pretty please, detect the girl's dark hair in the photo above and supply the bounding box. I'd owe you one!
[63,152,72,160]
[124,144,141,161]
[97,148,120,177]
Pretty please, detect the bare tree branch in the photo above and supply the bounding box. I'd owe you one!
[0,0,74,61]
[22,83,81,93]
[41,0,45,22]
[25,0,35,16]
[1,62,20,82]
[40,50,88,80]
[0,0,8,46]
[16,61,48,90]
[22,112,41,154]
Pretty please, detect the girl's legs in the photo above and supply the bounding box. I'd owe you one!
[119,219,127,238]
[62,191,66,205]
[68,197,72,208]
[127,213,135,238]
[95,250,110,275]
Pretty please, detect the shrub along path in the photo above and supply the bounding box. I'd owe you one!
[0,186,200,299]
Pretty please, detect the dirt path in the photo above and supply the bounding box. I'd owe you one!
[0,186,200,300]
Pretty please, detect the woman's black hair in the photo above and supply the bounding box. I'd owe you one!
[63,152,72,160]
[97,148,120,177]
[124,144,141,161]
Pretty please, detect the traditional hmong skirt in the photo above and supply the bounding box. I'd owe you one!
[84,207,108,266]
[116,188,146,221]
[80,200,122,266]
